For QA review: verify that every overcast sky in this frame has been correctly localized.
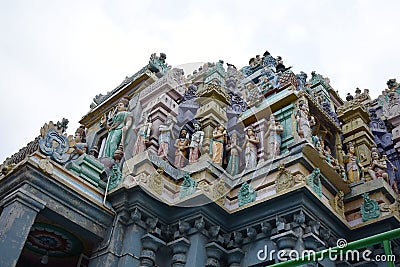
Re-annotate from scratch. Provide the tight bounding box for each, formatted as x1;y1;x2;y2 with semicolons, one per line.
1;0;400;163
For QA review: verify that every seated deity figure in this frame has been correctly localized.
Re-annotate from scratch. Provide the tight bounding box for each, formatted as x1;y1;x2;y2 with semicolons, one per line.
342;142;365;183
189;122;204;164
174;128;190;169
226;133;242;176
296;101;315;139
133;112;152;156
243;126;260;169
104;96;133;159
157;116;175;160
264;115;284;160
211;124;227;166
368;147;389;182
68;126;88;161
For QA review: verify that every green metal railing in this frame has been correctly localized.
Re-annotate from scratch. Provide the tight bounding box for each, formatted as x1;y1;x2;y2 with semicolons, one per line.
267;228;400;267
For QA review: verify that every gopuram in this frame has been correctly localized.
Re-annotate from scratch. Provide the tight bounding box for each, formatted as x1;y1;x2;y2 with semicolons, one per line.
1;51;400;267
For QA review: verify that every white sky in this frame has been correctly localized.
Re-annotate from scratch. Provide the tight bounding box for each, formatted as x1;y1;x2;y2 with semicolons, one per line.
1;0;400;162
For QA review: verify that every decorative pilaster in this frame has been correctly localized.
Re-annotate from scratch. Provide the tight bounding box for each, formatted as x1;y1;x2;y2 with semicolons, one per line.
168;237;190;267
195;61;230;155
205;242;225;267
337;99;376;166
0;189;46;267
139;234;165;267
227;248;244;267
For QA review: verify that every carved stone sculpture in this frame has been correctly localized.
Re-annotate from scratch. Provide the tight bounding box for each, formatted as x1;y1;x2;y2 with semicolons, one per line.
189;122;204;164
157;116;175;160
174;128;190;169
133;112;152;156
342;142;364;183
211;124;227;166
295;101;315;139
68;126;88;162
265;115;284;160
361;193;380;222
226;133;242;176
243;126;259;169
238;182;256;206
367;147;389;182
104;96;133;159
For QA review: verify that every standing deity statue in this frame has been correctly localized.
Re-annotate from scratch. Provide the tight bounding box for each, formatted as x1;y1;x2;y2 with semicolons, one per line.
189;122;204;164
296;101;315;139
342;142;365;183
174;128;190;169
104;96;133;159
133;112;152;156
243;126;260;169
211;124;227;166
368;147;389;182
264;115;284;160
226;133;242;176
68;126;88;161
157;116;175;160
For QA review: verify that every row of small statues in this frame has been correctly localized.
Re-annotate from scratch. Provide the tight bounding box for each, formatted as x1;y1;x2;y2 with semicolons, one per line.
67;96;289;175
68;95;320;174
311;135;399;193
131;113;285;176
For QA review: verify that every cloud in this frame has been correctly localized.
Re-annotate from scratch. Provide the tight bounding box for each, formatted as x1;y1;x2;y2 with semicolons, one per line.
1;0;400;161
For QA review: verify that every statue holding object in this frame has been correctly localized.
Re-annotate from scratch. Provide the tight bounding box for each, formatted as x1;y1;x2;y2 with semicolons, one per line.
133;112;152;156
367;147;389;182
211;124;227;166
342;142;365;183
174;128;190;169
189;122;204;164
226;133;242;176
243;126;259;169
103;96;133;159
68;126;88;162
157;116;175;160
295;101;315;139
264;115;284;160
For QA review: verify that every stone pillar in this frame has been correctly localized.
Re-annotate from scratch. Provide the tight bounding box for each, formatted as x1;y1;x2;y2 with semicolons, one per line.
227;248;244;267
205;242;225;267
0;189;46;267
337;101;376;166
168;237;190;267
139;234;165;267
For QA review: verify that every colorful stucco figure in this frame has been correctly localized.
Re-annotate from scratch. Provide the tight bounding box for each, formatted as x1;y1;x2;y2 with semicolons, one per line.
104;96;133;159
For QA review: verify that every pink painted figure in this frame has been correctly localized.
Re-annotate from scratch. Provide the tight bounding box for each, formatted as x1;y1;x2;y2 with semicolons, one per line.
174;128;189;169
133;113;152;156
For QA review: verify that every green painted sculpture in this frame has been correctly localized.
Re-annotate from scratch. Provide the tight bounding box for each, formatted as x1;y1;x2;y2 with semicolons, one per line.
361;193;380;222
103;96;133;159
180;173;197;199
306;168;322;197
238;182;256;207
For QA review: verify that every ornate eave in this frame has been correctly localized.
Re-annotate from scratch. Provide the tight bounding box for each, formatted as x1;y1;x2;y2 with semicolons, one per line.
303;91;342;131
237;87;298;126
80;70;155;128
